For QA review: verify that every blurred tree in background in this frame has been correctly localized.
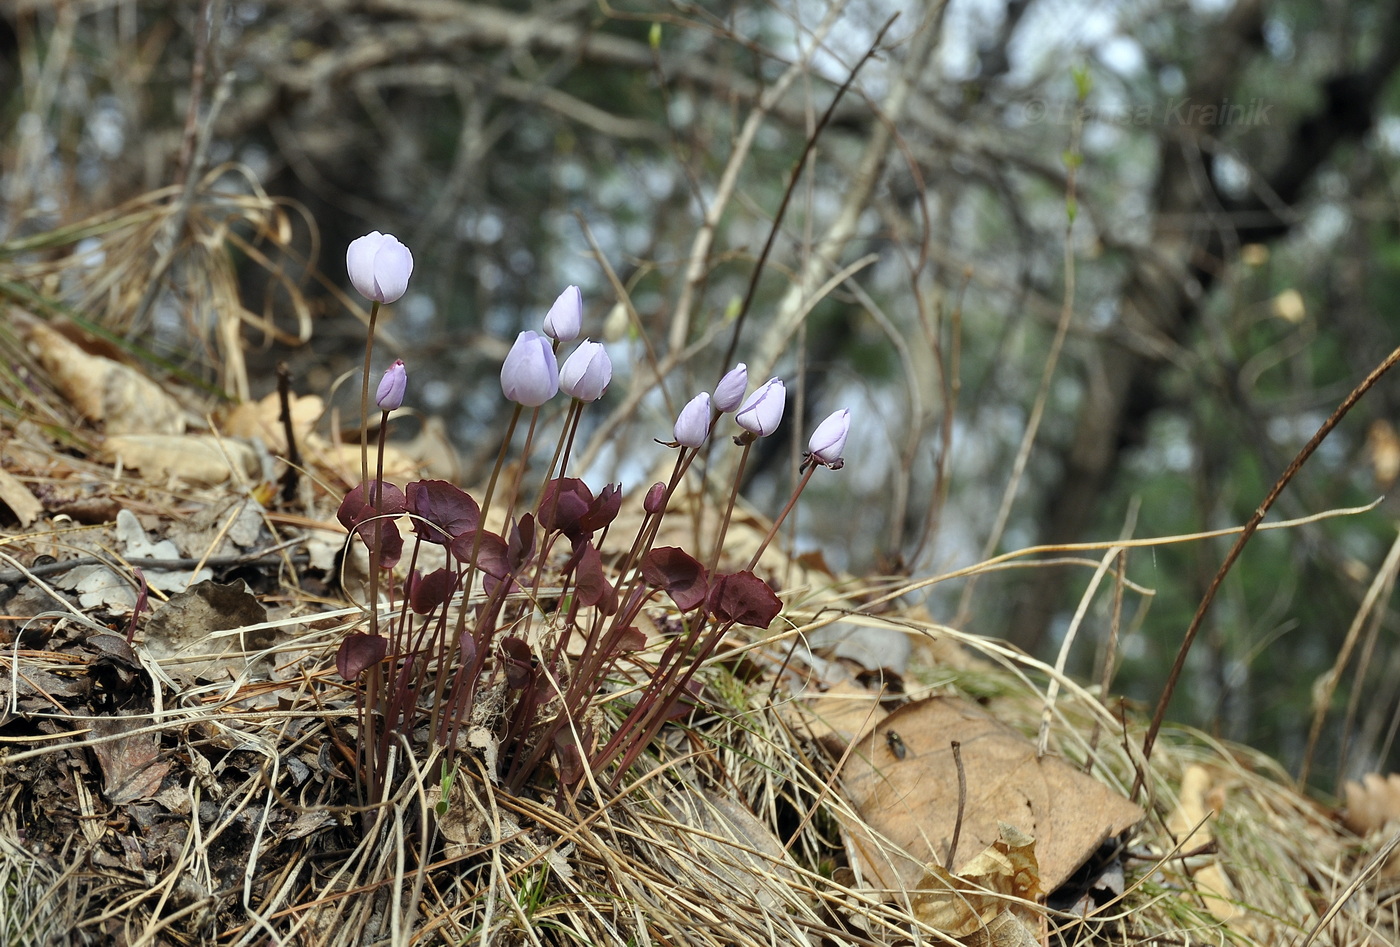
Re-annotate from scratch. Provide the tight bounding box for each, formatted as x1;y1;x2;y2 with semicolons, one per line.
5;0;1400;787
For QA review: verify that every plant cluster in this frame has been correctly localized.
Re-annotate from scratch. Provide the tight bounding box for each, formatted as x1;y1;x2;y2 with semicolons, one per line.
338;232;851;802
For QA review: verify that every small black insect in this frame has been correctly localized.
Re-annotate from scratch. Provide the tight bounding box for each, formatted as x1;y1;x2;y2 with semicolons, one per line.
884;729;907;760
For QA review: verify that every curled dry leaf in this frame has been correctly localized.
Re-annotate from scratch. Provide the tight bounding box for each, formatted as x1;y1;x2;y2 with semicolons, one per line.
911;822;1041;941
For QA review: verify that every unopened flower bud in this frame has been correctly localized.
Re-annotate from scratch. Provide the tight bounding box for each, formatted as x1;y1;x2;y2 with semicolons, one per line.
673;392;712;448
807;408;851;468
346;232;413;304
376;359;407;411
501;330;559;406
736;377;785;436
643;482;667;514
544;285;583;342
559;340;612;402
712;362;748;413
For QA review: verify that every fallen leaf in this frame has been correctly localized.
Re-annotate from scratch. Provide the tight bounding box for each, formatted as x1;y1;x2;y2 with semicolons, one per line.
89;715;171;804
841;696;1143;894
139;579;271;684
0;468;43;526
909;824;1043;943
1166;764;1250;926
26;321;186;435
101;433;260;486
1343;772;1400;837
223;390;323;455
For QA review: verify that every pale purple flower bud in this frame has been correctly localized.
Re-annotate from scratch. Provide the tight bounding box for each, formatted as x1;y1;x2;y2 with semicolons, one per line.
558;340;612;402
543;285;583;342
346;232;413;304
673;392;712;448
643;482;667;514
807;408;851;468
712;362;748;413
376;359;408;411
736;377;785;436
501;330;559;406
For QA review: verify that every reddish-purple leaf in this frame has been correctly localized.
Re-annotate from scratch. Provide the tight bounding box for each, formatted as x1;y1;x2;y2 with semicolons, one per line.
577;482;622;534
640;546;709;612
336;633;387;679
409;567;455;614
554;729;589;786
610;625;646;652
458;626;478;668
406;480;480;544
450;529;511;578
501;636;533;689
575;542;617;614
509;514;535;571
707;571;781;628
538;478;592;536
337;480;407;531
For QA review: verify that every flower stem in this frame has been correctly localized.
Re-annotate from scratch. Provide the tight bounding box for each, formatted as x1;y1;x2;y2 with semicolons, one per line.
359;300;382;488
746;465;816;572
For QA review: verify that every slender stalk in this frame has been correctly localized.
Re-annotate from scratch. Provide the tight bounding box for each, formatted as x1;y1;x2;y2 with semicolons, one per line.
359;300;382;488
745;465;816;572
708;437;753;574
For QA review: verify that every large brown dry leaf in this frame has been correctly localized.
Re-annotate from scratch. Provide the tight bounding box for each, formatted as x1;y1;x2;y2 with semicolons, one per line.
25;321;186;435
89;715;171;804
841;696;1143;893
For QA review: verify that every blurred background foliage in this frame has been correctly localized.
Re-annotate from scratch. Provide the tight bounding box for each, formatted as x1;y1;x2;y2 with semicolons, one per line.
4;0;1400;787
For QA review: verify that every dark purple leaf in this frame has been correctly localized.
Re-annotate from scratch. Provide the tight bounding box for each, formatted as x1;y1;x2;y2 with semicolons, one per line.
336;633;387;680
640;546;709;612
575;542;617;614
451;529;511;578
501;636;533;689
538;478;592;537
409;567;455;614
405;480;480;544
577;482;622;534
338;480;408;569
707;571;782;628
337;480;407;531
554;729;589;786
509;514;535;571
610;625;646;653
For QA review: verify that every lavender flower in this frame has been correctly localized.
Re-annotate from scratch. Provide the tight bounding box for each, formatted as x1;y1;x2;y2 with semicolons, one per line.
808;408;851;468
559;340;612;402
673;393;712;448
736;377;785;436
712;363;748;413
544;285;583;342
501;330;560;406
346;232;413;304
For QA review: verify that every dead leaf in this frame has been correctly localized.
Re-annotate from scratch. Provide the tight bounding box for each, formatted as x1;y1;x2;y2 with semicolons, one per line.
0;468;43;526
102;433;260;486
1166;764;1250;926
841;696;1143;894
1343;772;1400;838
912;822;1042;938
89;715;171;804
139;579;271;684
26;321;186;435
223;390;323;455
